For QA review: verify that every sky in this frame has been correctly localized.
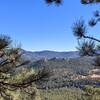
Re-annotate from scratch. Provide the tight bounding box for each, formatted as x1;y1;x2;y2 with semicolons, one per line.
0;0;99;51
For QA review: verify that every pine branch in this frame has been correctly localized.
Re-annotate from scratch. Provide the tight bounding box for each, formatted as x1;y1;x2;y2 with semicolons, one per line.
83;35;100;43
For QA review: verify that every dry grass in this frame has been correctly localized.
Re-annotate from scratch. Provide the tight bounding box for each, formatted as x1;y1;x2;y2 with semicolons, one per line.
40;88;83;100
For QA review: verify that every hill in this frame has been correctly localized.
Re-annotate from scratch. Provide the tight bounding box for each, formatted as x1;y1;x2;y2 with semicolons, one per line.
21;50;100;89
31;56;99;89
21;50;79;61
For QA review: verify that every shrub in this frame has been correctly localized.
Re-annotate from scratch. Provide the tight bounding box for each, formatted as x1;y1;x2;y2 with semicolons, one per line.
94;55;100;67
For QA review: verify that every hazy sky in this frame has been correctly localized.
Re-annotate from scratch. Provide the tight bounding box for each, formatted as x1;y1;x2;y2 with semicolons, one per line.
0;0;99;51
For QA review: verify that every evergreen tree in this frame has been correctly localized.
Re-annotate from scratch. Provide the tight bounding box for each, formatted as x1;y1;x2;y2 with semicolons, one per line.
0;34;50;100
45;0;62;4
72;10;100;56
45;0;100;5
81;0;100;4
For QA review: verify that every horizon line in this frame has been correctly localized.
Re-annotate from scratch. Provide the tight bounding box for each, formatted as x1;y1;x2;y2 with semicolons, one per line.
23;49;78;52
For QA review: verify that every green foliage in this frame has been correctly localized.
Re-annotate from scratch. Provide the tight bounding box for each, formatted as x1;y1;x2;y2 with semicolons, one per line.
45;0;62;5
81;0;100;4
72;8;100;57
0;67;41;100
88;10;100;27
77;40;96;56
40;88;83;100
72;19;87;39
97;45;100;50
40;86;100;100
0;34;42;100
83;85;100;100
94;55;100;66
45;0;100;5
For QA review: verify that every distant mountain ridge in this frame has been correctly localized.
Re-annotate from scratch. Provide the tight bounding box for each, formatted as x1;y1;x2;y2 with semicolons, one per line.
21;50;79;61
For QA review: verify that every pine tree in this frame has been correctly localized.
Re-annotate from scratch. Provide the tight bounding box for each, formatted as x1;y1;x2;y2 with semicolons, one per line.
0;34;50;100
45;0;62;5
72;10;100;56
45;0;100;5
81;0;100;4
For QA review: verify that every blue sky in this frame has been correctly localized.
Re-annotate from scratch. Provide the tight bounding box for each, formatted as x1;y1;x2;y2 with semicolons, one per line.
0;0;99;51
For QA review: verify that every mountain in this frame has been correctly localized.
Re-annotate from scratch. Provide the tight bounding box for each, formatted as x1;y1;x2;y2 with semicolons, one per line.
21;50;79;61
20;50;99;89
